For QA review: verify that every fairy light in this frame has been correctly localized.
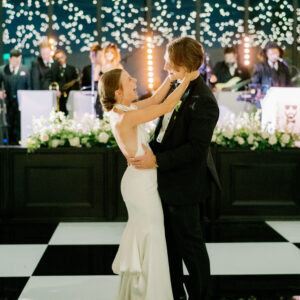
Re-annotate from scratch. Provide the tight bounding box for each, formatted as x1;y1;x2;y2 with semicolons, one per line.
48;36;56;56
1;0;298;53
146;36;154;90
243;36;251;66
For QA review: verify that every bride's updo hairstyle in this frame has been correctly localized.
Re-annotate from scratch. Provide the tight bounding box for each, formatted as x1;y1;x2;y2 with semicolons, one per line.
99;68;123;111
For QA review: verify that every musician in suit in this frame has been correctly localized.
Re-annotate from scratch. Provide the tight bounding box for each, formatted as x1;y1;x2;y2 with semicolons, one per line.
211;46;250;88
252;41;292;87
31;41;54;90
52;49;79;114
81;44;103;118
0;49;31;145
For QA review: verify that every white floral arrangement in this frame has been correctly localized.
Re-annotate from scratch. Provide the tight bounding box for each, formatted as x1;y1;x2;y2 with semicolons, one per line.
212;110;300;151
26;111;117;152
26;110;300;153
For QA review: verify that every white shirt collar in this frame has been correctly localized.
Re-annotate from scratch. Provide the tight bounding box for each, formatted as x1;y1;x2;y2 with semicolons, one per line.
268;60;278;70
43;58;53;66
9;64;20;74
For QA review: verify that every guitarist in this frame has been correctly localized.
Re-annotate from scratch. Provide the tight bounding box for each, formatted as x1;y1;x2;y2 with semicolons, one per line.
210;46;250;90
52;49;79;114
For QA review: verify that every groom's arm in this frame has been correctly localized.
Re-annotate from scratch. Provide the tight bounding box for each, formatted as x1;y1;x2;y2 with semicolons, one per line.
156;96;219;171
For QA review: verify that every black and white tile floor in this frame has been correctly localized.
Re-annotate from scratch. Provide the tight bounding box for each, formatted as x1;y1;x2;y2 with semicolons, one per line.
1;221;300;300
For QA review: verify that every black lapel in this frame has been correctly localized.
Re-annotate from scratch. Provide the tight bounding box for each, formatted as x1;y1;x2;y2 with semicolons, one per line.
154;116;163;138
4;64;12;75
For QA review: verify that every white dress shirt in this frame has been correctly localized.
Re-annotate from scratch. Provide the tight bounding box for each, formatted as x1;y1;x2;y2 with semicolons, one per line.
268;60;279;71
156;109;175;143
229;63;237;77
9;65;20;75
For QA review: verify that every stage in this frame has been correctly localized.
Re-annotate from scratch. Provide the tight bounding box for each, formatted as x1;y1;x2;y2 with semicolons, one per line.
1;146;299;222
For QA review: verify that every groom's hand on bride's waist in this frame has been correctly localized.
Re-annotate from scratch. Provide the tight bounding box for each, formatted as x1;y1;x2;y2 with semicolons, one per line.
128;144;158;169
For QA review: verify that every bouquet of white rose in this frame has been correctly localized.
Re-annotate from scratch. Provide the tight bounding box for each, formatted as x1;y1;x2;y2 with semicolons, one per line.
26;111;117;152
212;110;300;151
26;110;300;153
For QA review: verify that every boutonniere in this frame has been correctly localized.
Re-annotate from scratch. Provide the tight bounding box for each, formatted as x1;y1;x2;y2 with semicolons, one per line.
174;101;182;112
20;71;26;76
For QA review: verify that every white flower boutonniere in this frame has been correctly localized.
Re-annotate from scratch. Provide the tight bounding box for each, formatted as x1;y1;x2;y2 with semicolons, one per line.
174;101;182;112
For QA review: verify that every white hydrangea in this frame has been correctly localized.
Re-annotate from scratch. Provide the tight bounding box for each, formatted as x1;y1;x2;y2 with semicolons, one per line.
69;137;81;147
40;132;49;142
50;139;61;148
247;134;255;145
269;135;277;145
223;128;234;139
281;133;290;144
98;132;109;143
235;136;245;145
261;131;269;139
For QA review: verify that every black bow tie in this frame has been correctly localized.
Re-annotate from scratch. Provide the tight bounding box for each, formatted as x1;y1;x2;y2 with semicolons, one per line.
170;81;180;90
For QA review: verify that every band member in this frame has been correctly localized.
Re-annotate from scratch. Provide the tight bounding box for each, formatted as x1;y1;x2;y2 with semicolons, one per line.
101;42;123;73
81;44;103;118
31;41;54;90
52;49;79;114
210;46;250;87
252;41;292;87
0;49;31;145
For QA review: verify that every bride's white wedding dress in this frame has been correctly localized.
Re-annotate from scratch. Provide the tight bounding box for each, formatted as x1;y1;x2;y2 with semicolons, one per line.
110;104;173;300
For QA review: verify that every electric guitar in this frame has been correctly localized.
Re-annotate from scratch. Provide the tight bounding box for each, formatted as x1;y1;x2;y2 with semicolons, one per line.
215;77;251;92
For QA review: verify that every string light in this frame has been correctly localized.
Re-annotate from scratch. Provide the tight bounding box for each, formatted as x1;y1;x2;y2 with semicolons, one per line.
1;0;298;54
243;36;251;66
48;37;56;56
146;36;154;90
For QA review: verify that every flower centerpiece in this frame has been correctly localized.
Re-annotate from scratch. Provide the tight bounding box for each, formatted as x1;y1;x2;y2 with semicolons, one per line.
212;110;300;151
26;111;117;152
26;110;300;153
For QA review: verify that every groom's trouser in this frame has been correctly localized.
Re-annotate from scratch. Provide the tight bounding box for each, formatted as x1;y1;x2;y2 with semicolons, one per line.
163;202;211;300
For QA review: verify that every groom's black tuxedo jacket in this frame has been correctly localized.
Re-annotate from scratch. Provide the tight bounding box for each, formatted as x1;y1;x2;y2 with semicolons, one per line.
149;75;220;206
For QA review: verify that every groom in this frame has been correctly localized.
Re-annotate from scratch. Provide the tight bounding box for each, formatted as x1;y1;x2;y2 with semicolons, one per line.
130;37;220;300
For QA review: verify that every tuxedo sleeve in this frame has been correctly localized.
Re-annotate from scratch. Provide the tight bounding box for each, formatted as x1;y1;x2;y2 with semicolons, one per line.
156;96;219;171
284;65;292;87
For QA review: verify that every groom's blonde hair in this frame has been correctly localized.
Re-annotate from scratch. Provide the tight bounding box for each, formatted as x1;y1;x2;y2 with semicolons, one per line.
167;37;204;72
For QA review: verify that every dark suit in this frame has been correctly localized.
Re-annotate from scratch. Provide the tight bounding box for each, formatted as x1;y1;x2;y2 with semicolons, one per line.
252;61;292;87
31;57;53;90
81;64;92;88
80;64;103;119
0;64;31;144
213;61;250;84
52;62;79;114
150;75;219;300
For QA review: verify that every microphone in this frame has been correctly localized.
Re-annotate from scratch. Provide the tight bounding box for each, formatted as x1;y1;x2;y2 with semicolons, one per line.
272;54;288;66
204;53;212;86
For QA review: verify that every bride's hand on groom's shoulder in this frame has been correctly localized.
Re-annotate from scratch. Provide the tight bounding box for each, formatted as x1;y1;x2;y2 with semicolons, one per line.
185;70;200;82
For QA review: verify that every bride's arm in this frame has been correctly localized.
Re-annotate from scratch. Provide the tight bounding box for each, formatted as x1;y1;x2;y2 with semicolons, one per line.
134;76;171;110
124;75;191;126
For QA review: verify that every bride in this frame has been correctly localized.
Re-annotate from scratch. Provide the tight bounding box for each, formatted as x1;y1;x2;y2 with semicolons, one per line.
98;68;198;300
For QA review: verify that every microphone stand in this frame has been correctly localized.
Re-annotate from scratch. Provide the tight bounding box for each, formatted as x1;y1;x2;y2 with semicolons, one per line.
0;83;9;145
90;51;96;116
